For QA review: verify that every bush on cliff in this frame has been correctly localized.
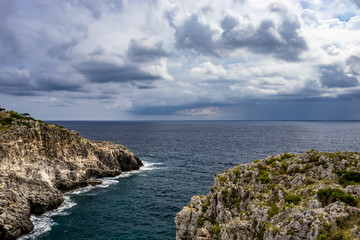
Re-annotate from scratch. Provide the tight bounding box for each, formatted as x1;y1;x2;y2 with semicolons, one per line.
284;195;301;205
339;171;360;186
317;188;358;207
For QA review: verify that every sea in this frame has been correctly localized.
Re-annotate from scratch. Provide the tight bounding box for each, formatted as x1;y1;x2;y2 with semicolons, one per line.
19;121;360;240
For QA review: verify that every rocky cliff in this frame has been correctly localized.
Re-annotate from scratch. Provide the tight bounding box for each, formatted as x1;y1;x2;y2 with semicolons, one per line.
0;111;143;239
176;151;360;240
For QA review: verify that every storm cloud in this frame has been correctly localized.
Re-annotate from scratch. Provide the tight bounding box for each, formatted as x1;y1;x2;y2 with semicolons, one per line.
173;3;307;60
128;38;168;62
222;4;307;60
175;15;219;56
0;0;359;120
320;65;359;88
76;61;160;83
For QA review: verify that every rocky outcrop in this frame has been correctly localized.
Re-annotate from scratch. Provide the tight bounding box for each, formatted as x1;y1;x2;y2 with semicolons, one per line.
176;151;360;240
0;111;142;239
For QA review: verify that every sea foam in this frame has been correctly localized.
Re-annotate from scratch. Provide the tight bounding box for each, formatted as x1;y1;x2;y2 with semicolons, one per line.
19;161;160;239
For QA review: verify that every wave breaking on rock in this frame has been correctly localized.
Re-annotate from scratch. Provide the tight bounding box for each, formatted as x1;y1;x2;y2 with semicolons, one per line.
0;111;142;239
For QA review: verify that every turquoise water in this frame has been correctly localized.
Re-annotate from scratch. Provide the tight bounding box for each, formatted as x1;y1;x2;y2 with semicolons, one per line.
20;121;360;239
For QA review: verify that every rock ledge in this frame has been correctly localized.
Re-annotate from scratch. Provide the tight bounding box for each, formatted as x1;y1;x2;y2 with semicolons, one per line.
0;111;142;239
176;151;360;240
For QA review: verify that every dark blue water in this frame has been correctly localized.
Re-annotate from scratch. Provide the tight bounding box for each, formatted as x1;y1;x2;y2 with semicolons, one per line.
21;121;360;240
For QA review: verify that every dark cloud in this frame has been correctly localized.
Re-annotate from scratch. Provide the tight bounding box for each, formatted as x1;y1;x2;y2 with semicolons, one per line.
221;4;307;61
175;15;219;56
72;0;124;19
346;56;360;76
352;0;360;8
47;39;79;61
90;45;105;56
221;99;360;120
33;74;84;92
0;69;29;87
128;38;168;62
131;81;156;89
320;65;359;88
221;15;239;33
129;103;219;116
0;1;22;64
173;4;307;61
76;61;160;83
0;67;85;96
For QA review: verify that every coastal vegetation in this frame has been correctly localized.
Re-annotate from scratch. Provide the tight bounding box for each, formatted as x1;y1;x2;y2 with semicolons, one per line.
176;150;360;240
0;110;34;130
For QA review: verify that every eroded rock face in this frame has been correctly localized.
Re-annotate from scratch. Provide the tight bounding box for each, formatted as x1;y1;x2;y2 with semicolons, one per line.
175;151;360;240
0;117;142;239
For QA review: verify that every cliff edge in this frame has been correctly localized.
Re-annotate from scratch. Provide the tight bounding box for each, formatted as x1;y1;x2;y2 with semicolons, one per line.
0;111;143;239
176;151;360;240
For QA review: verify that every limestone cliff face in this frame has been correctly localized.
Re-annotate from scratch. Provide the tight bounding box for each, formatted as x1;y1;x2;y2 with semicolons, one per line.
175;151;360;240
0;113;142;239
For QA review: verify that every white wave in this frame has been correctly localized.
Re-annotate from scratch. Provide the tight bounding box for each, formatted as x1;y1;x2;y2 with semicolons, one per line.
18;195;76;240
19;161;162;239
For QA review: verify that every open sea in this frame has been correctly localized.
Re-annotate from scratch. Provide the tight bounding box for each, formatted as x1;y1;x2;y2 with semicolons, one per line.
19;121;360;240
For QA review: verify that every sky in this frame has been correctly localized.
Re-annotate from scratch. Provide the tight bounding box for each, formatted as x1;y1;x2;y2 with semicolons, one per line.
1;0;360;120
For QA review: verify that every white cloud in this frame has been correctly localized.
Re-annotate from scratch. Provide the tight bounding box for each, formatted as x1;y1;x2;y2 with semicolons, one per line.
177;106;220;116
190;61;226;80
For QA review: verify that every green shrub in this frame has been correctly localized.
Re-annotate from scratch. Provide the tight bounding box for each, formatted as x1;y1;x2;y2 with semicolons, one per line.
317;188;358;207
330;231;353;240
233;165;242;176
266;157;280;165
221;189;229;202
289;166;306;174
212;223;221;235
284;195;301;205
339;171;360;186
309;154;320;162
306;178;315;185
335;170;346;176
10;111;26;120
280;162;288;172
271;227;280;236
0;117;14;126
18;121;32;128
259;170;271;184
202;200;210;212
281;153;295;159
218;176;227;183
336;217;346;229
197;217;206;227
268;204;279;218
